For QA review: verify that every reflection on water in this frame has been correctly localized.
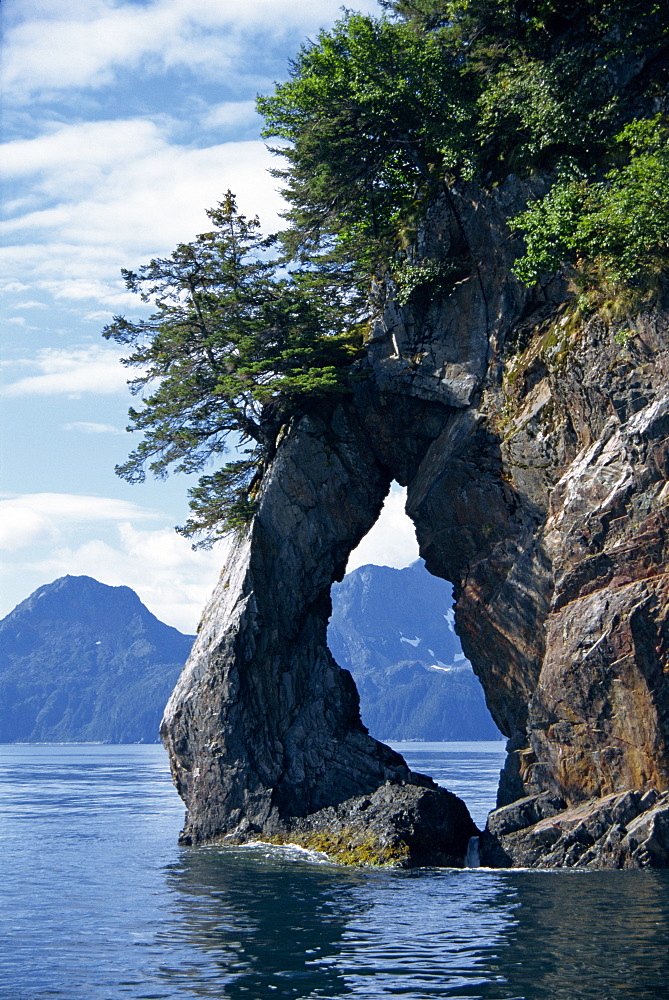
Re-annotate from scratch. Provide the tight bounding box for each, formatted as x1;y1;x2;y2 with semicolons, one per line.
160;847;513;999
1;744;668;1000
160;847;360;998
161;847;669;1000
497;869;669;1000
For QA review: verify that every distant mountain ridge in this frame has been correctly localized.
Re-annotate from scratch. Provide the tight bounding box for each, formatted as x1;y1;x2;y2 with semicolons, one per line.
329;561;501;741
0;575;193;743
0;565;500;743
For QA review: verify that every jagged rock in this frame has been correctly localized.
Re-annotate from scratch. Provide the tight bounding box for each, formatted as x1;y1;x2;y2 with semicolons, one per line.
162;178;669;868
231;782;477;868
621;794;669;867
485;791;567;838
480;790;669;869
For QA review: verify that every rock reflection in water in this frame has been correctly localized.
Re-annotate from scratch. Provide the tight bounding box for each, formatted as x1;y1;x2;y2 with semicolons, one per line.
158;849;669;1000
157;849;512;998
490;869;669;1000
158;845;363;998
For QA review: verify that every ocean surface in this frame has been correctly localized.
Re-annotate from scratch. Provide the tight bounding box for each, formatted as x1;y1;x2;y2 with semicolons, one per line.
1;742;668;1000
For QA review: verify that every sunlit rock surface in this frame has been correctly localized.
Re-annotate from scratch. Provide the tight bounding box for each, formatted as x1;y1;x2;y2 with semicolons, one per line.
480;789;669;869
163;180;669;868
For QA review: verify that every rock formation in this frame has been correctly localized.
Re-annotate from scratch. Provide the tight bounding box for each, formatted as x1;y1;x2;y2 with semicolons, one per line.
160;397;477;863
479;788;669;869
162;177;669;867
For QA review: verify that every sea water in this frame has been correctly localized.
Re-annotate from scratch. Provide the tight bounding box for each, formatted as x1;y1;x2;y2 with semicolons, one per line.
1;743;668;1000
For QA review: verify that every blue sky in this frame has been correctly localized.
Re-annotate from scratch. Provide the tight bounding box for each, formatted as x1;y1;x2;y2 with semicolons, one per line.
1;0;418;631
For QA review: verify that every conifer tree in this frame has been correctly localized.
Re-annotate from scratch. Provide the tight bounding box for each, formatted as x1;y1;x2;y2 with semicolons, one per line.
103;193;361;544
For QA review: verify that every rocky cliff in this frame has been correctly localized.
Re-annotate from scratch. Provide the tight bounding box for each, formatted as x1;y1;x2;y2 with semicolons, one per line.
161;177;669;867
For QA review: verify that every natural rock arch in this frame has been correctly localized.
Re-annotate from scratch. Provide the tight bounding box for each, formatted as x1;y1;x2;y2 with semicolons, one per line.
160;396;480;864
162;183;669;867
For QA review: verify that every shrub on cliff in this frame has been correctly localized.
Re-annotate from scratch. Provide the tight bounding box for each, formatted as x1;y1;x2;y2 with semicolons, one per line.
257;12;478;290
512;116;669;292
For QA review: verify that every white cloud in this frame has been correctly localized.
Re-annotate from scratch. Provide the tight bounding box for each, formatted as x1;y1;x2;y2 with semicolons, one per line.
0;0;378;316
0;491;225;631
2;121;281;233
12;300;47;310
0;280;30;294
2;0;381;99
62;421;123;434
201;100;260;132
1;120;283;308
2;118;157;181
0;492;163;551
2;0;233;98
3;345;129;396
29;523;224;634
347;484;419;572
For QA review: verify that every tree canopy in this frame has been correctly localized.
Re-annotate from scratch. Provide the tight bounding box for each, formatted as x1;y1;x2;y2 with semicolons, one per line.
259;0;669;291
257;14;477;280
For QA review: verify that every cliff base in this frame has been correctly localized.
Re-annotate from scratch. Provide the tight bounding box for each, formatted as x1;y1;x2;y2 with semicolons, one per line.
480;790;669;869
202;781;478;868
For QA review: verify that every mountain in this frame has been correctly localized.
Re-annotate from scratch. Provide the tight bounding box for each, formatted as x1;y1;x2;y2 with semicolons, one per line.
0;576;194;743
328;561;502;741
0;566;500;744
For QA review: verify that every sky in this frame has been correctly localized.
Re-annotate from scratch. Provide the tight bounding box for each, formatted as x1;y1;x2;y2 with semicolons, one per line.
0;0;420;633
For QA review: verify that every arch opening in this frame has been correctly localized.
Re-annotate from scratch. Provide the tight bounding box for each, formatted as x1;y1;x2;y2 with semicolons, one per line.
327;481;503;824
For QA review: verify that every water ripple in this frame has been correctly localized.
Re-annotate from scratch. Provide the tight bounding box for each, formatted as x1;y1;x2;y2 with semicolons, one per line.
1;744;668;1000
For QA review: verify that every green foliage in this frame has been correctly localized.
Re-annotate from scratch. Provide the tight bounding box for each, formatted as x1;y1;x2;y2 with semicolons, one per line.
388;1;668;178
103;193;362;543
258;2;669;301
387;0;669;53
175;456;261;548
511;176;586;283
613;328;634;347
512;117;669;288
393;258;462;305
477;55;619;175
257;12;478;280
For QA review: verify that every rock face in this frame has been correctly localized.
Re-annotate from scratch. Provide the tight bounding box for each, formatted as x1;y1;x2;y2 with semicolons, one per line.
480;789;669;869
162;178;669;867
